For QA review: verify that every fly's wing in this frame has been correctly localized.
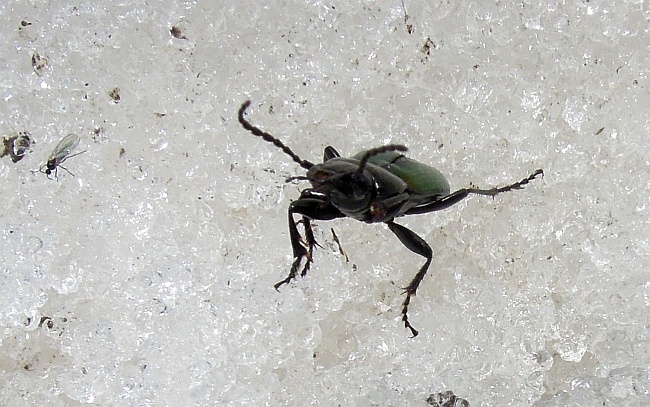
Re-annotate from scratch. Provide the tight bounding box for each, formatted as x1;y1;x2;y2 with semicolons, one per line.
49;133;80;161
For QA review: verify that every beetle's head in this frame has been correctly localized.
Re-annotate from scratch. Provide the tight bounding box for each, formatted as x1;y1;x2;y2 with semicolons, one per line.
307;160;375;216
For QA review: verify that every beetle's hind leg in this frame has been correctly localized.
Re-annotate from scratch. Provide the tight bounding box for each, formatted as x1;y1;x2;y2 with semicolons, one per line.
464;169;544;197
386;220;433;338
404;169;544;216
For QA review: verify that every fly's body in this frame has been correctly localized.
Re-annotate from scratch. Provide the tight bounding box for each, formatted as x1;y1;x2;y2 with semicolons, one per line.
40;133;85;179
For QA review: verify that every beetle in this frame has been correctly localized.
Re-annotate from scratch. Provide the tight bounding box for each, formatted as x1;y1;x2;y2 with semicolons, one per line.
40;133;86;179
238;100;543;337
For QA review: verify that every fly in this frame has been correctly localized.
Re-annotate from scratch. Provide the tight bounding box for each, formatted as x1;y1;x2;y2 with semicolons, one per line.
40;133;86;179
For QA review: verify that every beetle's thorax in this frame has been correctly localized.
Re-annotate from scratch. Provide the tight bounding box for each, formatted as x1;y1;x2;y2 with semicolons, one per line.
307;159;375;221
306;157;412;223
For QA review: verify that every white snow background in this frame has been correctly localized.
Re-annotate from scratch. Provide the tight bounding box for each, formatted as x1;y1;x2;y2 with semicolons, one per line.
0;1;648;406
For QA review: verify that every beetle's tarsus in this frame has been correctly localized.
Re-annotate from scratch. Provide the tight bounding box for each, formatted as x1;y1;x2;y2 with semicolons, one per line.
274;275;295;291
407;326;419;338
303;218;323;251
401;288;420;337
275;251;312;290
295;249;313;278
298;218;317;242
274;279;289;291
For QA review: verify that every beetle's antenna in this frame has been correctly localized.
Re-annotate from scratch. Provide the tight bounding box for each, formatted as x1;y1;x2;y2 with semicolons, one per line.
355;144;408;178
238;100;315;170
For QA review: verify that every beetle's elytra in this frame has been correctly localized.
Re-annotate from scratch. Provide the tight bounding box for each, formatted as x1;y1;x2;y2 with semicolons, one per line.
238;100;543;337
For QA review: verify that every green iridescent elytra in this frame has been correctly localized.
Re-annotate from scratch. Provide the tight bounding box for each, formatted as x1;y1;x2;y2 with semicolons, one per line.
352;150;450;198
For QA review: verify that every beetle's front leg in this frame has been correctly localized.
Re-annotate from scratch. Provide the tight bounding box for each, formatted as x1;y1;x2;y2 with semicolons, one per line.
274;197;345;290
273;210;311;290
386;220;433;338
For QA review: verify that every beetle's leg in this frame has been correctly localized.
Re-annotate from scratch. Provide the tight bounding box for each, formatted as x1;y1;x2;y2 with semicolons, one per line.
330;228;349;262
404;169;543;216
386;220;432;338
274;207;310;290
301;217;317;275
462;169;543;197
274;198;345;290
367;192;411;222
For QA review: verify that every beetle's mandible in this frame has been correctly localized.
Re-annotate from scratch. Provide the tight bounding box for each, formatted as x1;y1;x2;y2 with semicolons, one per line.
238;100;543;337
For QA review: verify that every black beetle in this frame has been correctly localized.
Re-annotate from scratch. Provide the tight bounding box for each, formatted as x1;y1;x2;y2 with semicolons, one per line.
238;100;543;337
